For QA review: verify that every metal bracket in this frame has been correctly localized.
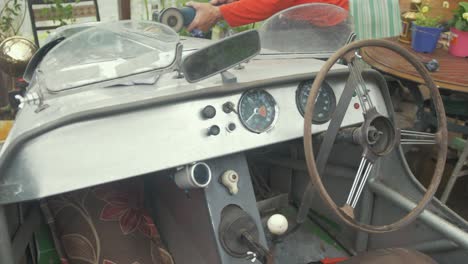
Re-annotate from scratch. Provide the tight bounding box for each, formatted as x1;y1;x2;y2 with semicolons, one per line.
246;251;257;263
234;63;245;70
173;43;185;79
221;71;237;84
15;91;49;113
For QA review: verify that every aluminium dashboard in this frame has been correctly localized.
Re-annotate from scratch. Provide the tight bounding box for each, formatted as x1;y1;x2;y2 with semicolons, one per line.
0;70;389;204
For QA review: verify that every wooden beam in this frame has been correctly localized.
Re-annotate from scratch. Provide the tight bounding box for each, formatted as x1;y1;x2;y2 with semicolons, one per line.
118;0;131;20
0;71;12;108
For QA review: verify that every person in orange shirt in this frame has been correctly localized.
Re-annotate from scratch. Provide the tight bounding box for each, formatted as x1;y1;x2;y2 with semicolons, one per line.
187;0;349;32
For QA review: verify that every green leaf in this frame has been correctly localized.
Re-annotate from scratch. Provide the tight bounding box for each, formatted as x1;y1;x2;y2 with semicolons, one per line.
455;20;467;31
448;18;455;27
460;2;468;12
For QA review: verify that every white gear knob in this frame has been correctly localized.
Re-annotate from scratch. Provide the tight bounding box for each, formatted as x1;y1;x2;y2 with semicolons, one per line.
267;214;288;235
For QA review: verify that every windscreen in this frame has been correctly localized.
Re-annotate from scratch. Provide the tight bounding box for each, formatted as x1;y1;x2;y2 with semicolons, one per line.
35;21;179;92
259;3;354;57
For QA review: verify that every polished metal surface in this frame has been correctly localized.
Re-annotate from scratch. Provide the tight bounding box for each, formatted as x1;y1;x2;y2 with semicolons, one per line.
370;180;468;250
409;239;458;253
174;162;212;189
0;57;388;204
0;37;37;77
440;138;468;203
150;153;267;264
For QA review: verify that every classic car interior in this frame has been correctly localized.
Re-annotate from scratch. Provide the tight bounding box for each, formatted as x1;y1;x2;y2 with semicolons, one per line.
0;4;467;264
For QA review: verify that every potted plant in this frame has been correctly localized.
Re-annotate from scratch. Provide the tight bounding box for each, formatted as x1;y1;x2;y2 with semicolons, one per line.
448;2;468;57
0;0;26;43
411;1;443;53
0;0;27;121
40;0;79;26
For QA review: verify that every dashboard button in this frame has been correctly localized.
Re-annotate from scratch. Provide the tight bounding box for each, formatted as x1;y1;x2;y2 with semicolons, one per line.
222;102;236;113
208;125;220;136
202;105;216;119
228;123;236;131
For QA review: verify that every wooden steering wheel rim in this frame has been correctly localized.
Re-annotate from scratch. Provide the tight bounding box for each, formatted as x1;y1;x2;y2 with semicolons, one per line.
303;39;448;233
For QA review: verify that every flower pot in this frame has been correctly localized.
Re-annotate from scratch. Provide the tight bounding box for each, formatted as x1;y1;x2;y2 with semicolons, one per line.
449;27;468;57
411;23;443;53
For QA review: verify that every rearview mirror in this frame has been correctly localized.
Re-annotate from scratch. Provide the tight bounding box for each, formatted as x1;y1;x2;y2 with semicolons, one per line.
181;30;261;83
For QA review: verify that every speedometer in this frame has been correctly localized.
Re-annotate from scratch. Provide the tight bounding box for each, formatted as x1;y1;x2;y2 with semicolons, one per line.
296;80;336;124
238;90;278;133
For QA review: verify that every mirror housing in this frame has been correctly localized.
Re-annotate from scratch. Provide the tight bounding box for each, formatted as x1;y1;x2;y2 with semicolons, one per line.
181;30;261;83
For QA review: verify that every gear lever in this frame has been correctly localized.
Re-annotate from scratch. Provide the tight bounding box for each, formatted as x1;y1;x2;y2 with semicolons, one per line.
219;205;273;263
267;214;289;236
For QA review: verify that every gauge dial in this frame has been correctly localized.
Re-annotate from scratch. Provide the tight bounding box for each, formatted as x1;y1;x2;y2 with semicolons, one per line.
296;80;336;124
238;90;278;133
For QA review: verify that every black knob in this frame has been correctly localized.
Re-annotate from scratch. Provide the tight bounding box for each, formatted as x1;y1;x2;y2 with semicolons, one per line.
222;102;235;113
228;123;236;131
202;105;216;119
208;125;220;136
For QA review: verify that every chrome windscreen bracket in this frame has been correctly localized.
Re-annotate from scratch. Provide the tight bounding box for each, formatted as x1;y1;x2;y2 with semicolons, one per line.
173;43;185;79
15;91;49;113
221;71;237;84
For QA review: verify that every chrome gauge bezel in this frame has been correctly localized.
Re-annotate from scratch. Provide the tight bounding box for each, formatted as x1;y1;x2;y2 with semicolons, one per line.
296;79;336;124
238;89;279;134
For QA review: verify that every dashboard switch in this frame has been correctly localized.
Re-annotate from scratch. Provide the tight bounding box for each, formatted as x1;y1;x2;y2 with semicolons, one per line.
222;102;236;113
227;123;236;132
201;105;216;119
221;170;239;195
208;125;220;136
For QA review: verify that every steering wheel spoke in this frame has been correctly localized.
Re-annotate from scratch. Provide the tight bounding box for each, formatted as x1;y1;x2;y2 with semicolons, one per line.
303;39;447;233
400;129;437;145
347;52;374;114
344;155;375;214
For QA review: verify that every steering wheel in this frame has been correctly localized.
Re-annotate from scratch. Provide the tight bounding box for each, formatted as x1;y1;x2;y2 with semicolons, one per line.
303;39;448;233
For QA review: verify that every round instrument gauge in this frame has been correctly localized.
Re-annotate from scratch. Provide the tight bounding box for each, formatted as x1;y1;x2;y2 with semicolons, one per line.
296;80;336;124
238;90;278;133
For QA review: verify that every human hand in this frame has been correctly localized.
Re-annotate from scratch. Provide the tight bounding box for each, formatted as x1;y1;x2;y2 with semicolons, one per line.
186;1;223;32
210;0;237;6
